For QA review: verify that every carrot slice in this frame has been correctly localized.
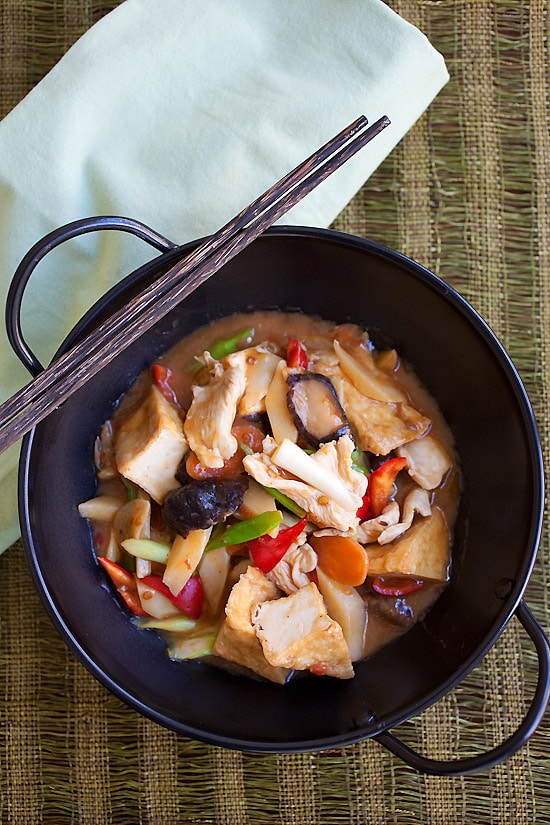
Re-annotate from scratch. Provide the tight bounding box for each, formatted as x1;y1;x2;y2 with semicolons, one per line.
310;535;369;586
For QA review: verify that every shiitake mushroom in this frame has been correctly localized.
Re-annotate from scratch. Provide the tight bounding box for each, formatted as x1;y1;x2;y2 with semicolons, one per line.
162;478;246;536
369;595;415;627
286;373;351;448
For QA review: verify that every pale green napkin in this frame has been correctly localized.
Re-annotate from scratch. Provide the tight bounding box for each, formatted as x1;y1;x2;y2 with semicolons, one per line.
0;0;448;552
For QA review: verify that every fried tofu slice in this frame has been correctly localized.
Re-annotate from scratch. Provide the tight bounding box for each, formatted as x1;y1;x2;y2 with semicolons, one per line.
213;622;290;684
115;385;187;503
225;566;278;635
252;582;354;679
212;566;290;684
367;506;450;581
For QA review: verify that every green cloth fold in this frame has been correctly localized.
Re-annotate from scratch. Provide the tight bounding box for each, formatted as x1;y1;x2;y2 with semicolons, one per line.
0;0;448;551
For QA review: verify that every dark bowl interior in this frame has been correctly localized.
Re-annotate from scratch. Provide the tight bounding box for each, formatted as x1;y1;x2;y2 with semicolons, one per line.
19;226;543;751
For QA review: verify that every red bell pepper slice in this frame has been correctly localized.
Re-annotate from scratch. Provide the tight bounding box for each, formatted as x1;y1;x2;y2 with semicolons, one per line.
97;556;147;616
287;338;308;369
356;494;373;523
248;516;308;573
140;574;204;619
367;457;407;517
152;363;180;407
372;575;424;597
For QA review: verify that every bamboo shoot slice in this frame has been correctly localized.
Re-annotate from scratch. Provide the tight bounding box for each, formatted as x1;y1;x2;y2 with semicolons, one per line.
163;528;212;596
316;568;367;661
198;546;231;614
334;340;406;403
265;361;298;444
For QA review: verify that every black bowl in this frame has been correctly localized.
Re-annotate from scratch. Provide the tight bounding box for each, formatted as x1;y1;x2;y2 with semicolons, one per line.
10;221;549;775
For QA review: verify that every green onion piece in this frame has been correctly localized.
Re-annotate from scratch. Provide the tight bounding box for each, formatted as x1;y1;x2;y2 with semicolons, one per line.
260;485;306;518
122;553;136;574
184;327;254;375
184;356;205;375
121;476;137;501
206;510;283;551
121;538;170;563
207;522;225;548
134;615;197;632
209;327;253;360
239;441;254;456
168;632;217;660
351;449;370;475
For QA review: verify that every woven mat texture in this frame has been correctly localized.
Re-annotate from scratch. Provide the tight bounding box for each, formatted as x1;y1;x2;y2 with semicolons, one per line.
1;1;549;823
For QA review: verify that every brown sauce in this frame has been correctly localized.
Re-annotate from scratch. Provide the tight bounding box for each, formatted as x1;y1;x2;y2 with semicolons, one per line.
92;311;460;679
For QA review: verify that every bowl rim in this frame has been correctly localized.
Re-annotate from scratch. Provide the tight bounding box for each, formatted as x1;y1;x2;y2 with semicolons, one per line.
17;224;545;752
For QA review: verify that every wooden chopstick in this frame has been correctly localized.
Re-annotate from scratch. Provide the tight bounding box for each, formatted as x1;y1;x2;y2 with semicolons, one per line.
0;114;390;453
0;115;371;429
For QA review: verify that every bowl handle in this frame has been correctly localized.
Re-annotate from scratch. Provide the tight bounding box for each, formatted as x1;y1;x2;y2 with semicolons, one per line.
5;216;177;376
375;600;550;776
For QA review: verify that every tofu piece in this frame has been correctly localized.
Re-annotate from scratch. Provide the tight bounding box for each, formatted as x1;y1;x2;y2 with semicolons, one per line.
224;566;279;636
115;385;187;503
212;566;290;684
252;582;354;679
367;506;450;581
213;621;290;684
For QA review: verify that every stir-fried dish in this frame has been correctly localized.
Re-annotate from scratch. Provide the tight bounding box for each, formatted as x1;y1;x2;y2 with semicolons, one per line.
79;312;460;682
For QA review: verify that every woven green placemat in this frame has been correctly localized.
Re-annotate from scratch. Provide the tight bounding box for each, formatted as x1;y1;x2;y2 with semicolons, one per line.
1;1;549;823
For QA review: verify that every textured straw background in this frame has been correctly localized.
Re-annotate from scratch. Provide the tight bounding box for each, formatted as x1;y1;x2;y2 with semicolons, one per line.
1;1;549;823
